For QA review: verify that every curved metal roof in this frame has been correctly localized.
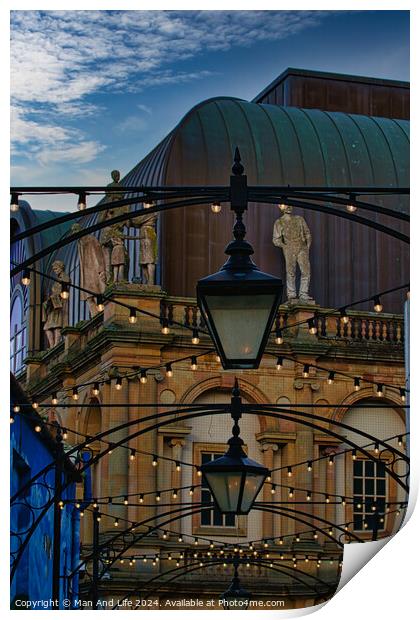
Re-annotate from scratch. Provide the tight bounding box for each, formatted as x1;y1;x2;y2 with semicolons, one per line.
124;97;409;214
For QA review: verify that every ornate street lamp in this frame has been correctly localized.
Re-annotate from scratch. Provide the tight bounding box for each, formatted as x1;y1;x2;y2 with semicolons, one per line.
201;380;268;515
220;559;251;610
197;148;283;369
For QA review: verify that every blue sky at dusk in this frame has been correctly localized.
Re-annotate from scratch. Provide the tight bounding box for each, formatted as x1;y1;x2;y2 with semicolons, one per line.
10;10;409;211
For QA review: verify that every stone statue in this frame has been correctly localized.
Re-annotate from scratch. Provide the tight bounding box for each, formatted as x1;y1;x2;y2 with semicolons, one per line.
130;202;158;285
110;227;127;283
42;260;70;348
99;170;130;282
272;205;313;302
72;223;106;317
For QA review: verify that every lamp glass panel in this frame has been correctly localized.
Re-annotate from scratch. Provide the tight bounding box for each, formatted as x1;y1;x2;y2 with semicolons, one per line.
240;472;266;513
205;295;276;360
204;470;242;513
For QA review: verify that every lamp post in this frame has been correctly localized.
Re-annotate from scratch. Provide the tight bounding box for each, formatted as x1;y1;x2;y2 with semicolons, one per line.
197;148;283;369
201;380;268;515
220;558;251;610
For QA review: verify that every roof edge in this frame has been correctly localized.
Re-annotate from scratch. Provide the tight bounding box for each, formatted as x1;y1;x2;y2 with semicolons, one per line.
253;67;410;103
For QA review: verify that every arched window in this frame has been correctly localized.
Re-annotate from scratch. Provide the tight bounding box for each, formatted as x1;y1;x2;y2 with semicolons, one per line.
336;399;406;539
10;292;27;374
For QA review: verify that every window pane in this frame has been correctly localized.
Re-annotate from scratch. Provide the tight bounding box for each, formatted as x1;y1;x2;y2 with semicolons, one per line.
225;513;235;527
365;461;374;477
213;506;223;526
353;478;363;494
376;462;386;477
365;479;375;495
201;509;211;525
376;479;386;495
202;453;212;464
353;461;363;476
354;515;363;530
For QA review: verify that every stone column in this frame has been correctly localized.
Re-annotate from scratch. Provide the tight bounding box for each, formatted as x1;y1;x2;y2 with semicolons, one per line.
169;439;186;539
259;443;279;540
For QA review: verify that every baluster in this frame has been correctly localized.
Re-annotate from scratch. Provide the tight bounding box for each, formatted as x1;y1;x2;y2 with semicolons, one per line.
396;321;402;343
192;306;198;328
367;319;374;340
336;317;341;338
374;320;381;340
184;305;192;328
382;320;388;341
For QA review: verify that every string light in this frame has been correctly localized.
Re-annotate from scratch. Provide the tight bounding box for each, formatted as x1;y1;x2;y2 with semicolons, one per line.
302;364;310;378
96;513;101;522
140;370;148;384
21;269;31;286
373;295;383;313
192;329;200;345
325;494;330;503
51;392;58;405
108;443;115;455
352;449;357;460
92;382;100;396
175;461;181;472
376;383;384;397
287;466;293;477
307;461;312;472
196;466;202;478
341;497;346;506
96;295;105;312
62;428;68;440
32;398;39;410
115;377;123;390
77;191;87;210
124;496;129;505
354;377;361;391
328;455;334;466
275;329;283;345
346;193;357;213
398;435;403;447
156;493;161;502
276;356;283;370
307;317;317;335
152;455;158;467
211;202;222;213
129;308;137;324
288;488;294;498
271;484;276;495
130;449;136;461
374;442;380;454
139;494;144;503
306;492;312;501
13;405;20;413
92;499;98;508
10;193;19;212
165;363;173;378
178;535;183;542
161;318;170;335
278;201;288;212
172;489;178;499
327;371;335;385
60;282;70;300
399;388;406;403
313;531;318;540
190;356;198;371
10;414;15;424
278;537;284;545
72;387;79;401
340;308;349;324
189;487;194;496
215;354;221;363
114;518;119;527
266;472;272;482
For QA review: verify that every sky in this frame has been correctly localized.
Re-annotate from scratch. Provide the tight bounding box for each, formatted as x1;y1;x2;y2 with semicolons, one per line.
10;9;410;212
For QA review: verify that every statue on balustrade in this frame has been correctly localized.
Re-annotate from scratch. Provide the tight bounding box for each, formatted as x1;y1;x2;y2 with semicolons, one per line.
130;202;158;285
99;170;130;282
72;223;106;317
272;205;314;303
42;260;70;348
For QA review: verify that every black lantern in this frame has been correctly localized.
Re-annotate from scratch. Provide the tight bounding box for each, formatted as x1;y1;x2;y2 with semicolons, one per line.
197;148;283;370
220;559;251;610
201;381;268;515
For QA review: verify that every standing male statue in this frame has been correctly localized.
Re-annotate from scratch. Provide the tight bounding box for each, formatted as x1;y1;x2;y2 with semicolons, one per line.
99;170;129;282
272;205;313;302
71;223;106;317
130;202;158;285
42;260;70;348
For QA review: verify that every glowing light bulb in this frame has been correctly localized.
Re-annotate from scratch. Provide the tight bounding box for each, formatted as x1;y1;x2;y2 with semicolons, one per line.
161;319;170;335
165;363;173;378
96;295;105;312
172;489;178;499
115;377;123;390
92;382;100;396
302;364;310;378
275;329;283;345
192;329;200;345
72;387;79;401
276;356;283;370
327;371;335;385
307;317;317;335
51;392;58;405
152;455;158;467
10;193;19;212
376;384;384;397
399;388;406;403
77;191;87;210
211;202;222;213
130;449;136;461
21;269;31;286
354;377;361;391
190;356;198;371
307;461;312;471
60;282;70;299
140;370;147;384
340;308;349;324
129;308;137;324
373;296;383;313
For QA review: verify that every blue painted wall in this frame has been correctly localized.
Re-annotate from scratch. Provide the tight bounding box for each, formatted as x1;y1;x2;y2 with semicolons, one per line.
10;401;80;609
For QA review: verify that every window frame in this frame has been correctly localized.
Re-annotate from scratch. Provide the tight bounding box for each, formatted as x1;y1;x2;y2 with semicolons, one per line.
192;442;247;537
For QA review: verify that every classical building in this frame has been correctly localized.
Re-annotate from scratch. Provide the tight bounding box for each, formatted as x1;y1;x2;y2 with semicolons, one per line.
10;68;409;610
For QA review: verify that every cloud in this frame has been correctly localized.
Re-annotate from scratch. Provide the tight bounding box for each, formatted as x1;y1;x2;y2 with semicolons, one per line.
10;10;333;169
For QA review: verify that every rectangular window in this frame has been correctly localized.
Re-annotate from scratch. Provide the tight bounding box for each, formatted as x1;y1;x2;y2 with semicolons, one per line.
201;452;236;528
353;459;386;532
